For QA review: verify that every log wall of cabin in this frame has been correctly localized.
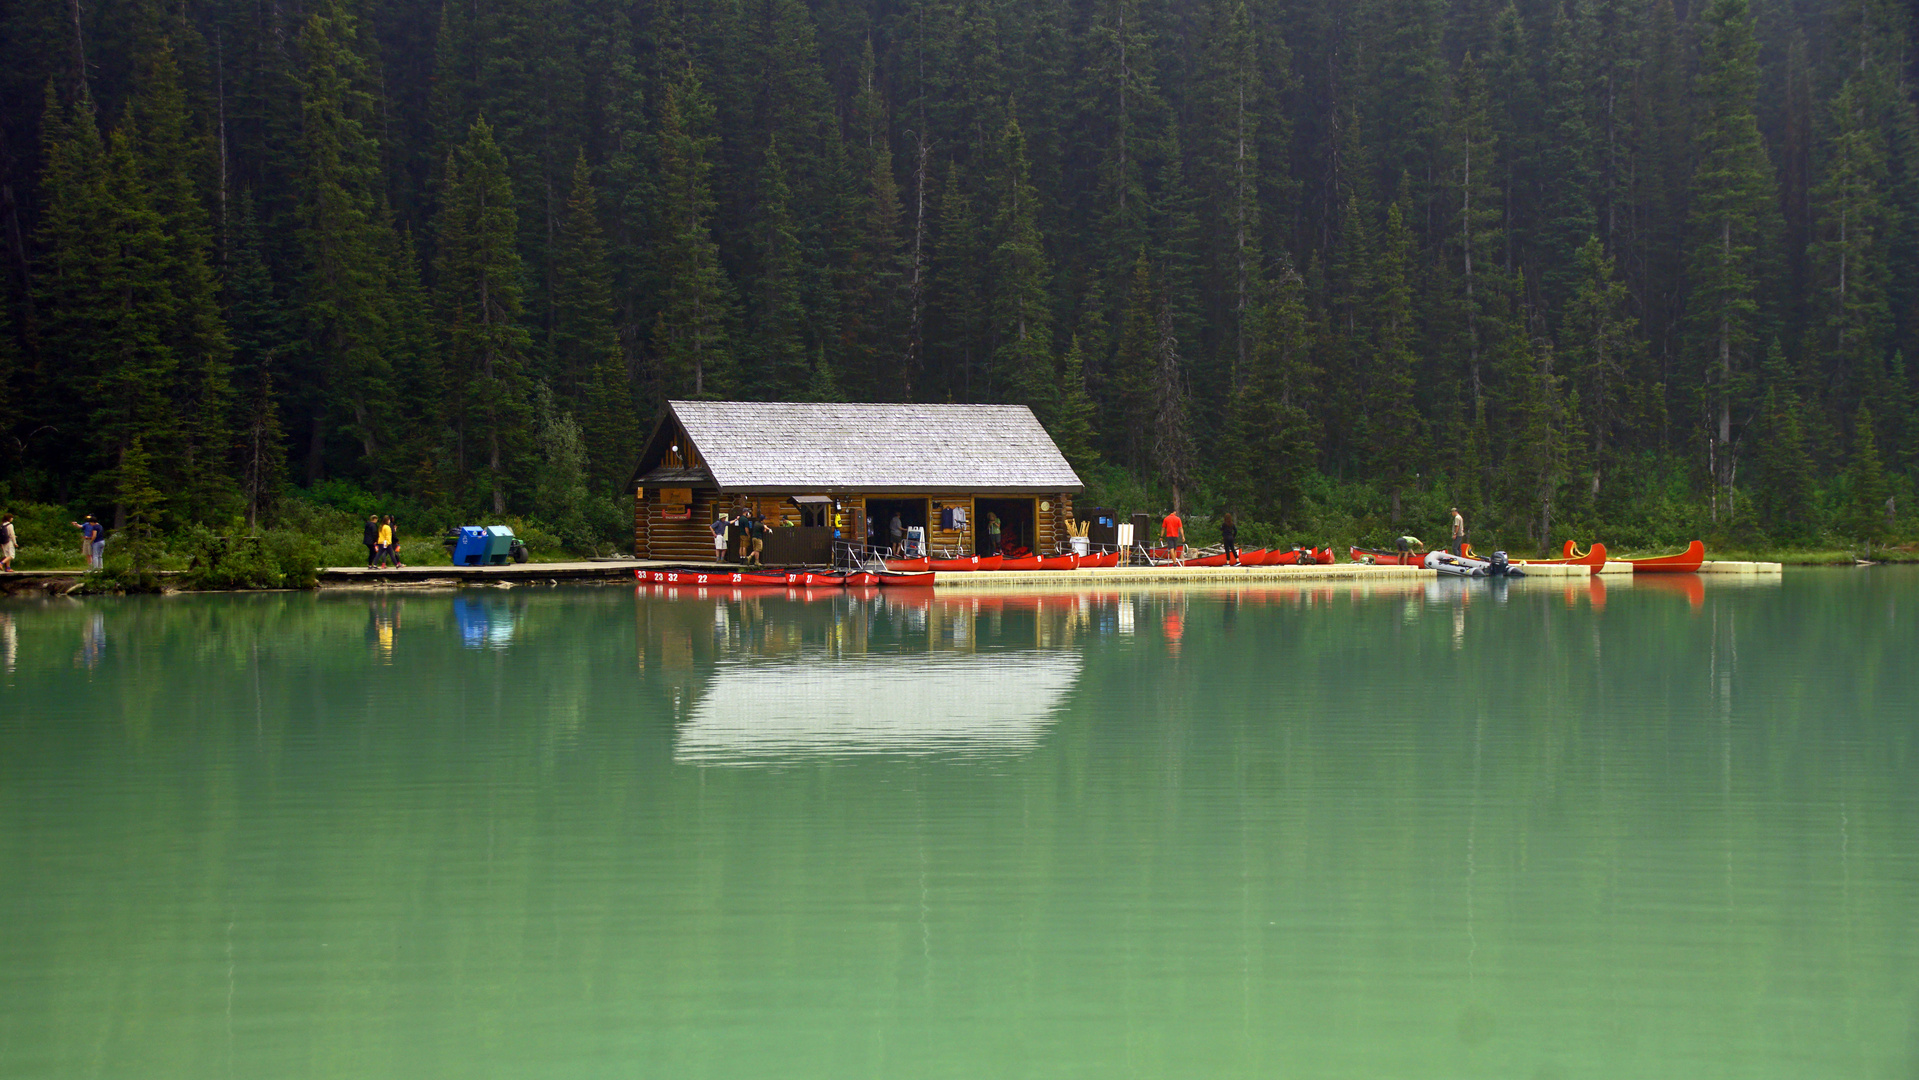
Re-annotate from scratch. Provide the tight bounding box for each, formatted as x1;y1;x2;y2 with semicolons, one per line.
636;488;724;560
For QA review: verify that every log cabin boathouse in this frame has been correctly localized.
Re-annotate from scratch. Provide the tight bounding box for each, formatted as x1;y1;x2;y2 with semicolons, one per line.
628;400;1085;563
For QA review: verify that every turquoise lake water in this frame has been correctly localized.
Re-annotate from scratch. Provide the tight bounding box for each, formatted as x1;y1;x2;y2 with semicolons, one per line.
2;570;1915;1078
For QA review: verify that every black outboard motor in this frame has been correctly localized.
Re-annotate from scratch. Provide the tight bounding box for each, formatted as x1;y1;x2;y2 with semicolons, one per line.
1489;550;1510;575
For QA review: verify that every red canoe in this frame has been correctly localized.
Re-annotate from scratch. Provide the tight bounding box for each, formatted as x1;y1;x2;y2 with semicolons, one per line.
976;555;1005;571
843;571;882;586
1083;551;1122;568
1038;554;1079;570
884;557;932;572
999;555;1043;571
876;571;936;586
1522;541;1609;567
727;571;792;586
1182;553;1233;567
928;556;979;572
793;571;847;587
1349;547;1422;566
1627;540;1704;573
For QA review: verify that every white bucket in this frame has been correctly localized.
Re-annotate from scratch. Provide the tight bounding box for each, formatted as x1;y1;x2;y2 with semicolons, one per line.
1070;536;1091;556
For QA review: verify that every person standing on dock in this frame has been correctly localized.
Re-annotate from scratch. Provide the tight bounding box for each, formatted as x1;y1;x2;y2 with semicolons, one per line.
363;515;382;568
713;513;729;561
73;515;104;569
1162;508;1184;558
985;513;1001;555
747;513;768;565
0;513;16;572
380;515;404;567
1220;513;1239;565
1450;508;1466;556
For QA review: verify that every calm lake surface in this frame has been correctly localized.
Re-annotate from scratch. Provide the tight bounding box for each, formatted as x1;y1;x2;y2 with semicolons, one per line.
2;570;1915;1079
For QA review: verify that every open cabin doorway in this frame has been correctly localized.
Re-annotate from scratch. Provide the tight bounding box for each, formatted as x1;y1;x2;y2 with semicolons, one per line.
863;497;930;555
974;497;1037;557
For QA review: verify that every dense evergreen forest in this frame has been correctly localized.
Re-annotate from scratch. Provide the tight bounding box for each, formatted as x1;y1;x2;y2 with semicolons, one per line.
0;0;1914;553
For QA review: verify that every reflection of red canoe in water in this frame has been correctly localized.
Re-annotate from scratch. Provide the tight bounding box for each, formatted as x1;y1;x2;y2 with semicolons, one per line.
1635;573;1704;608
1627;540;1704;573
1522;541;1609;567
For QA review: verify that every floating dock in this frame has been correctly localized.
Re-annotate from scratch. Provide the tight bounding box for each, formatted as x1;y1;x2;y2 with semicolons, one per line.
307;554;1780;589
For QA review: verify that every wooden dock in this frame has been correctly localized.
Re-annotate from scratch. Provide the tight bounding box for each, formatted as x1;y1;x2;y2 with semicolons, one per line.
319;560;664;586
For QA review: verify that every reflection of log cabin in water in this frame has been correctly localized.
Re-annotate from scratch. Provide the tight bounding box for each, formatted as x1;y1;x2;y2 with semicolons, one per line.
626;401;1084;562
675;652;1083;765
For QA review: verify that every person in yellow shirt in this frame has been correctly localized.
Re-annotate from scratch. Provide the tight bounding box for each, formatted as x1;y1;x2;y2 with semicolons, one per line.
376;517;395;567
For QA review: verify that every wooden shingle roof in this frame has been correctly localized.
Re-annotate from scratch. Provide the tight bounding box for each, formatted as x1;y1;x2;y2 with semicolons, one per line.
639;400;1083;494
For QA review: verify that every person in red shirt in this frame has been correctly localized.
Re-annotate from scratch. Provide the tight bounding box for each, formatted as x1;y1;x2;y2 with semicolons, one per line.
1161;508;1184;557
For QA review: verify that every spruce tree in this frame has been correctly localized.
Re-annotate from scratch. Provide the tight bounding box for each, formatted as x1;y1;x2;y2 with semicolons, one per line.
844;39;908;400
1447;51;1504;420
131;40;235;523
1685;0;1775;522
1848;406;1890;547
1052;335;1101;471
1751;341;1813;541
748;137;812;399
225;193;290;528
436;117;532;514
1368;201;1423;522
651;63;733;399
34;91;180;521
294;0;396;481
551;153;638;491
1562;236;1641;499
990;110;1056;415
1538;5;1598;314
550;153;618;410
1106;253;1159;472
1810;74;1892;417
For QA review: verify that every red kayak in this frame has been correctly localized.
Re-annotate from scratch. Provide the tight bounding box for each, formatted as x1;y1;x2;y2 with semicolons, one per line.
1627;540;1704;573
876;571;936;587
884;557;931;572
999;555;1043;571
1038;554;1079;570
928;556;979;572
